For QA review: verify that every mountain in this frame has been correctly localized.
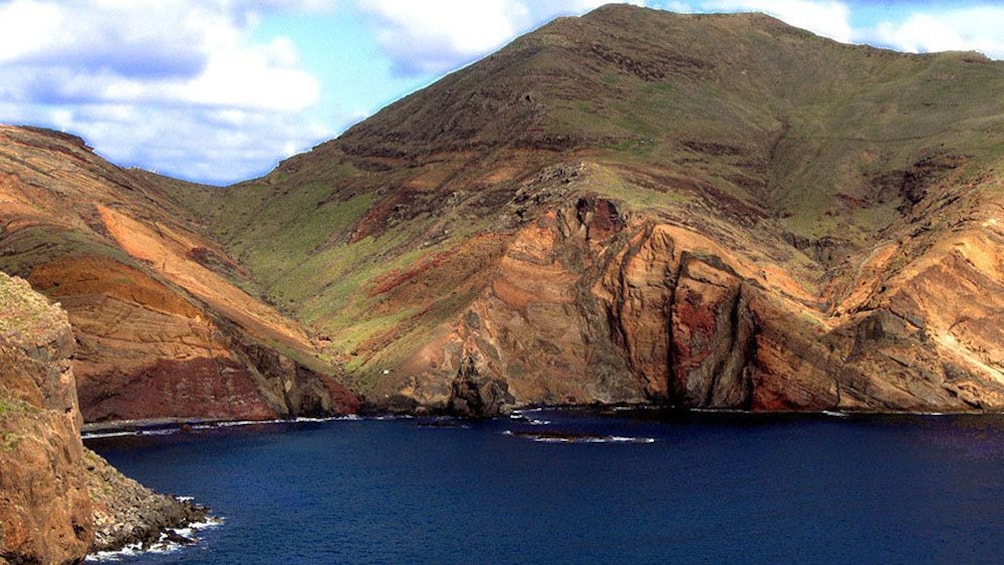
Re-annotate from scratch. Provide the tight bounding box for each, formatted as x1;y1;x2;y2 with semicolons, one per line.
5;4;1004;419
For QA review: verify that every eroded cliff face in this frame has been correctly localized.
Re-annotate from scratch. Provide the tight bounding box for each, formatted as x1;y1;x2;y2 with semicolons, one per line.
182;7;1004;417
0;126;360;423
0;272;92;564
371;174;1004;417
7;7;1004;421
0;273;210;563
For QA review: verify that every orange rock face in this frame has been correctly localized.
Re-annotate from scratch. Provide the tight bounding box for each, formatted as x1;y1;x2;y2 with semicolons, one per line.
7;5;1004;421
27;256;276;421
0;126;359;423
377;184;1003;416
0;273;93;563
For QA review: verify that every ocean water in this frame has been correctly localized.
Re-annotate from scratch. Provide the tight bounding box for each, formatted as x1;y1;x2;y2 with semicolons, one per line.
84;409;1004;564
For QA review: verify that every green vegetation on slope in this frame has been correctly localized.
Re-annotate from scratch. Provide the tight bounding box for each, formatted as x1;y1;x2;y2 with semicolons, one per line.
161;5;1004;388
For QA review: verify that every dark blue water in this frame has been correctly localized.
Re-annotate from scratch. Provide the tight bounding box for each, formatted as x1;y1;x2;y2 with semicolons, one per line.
85;410;1004;564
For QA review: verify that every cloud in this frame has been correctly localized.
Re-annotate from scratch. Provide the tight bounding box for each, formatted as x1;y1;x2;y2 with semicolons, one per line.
695;1;1004;60
699;0;853;42
360;0;529;75
358;0;641;75
0;0;331;184
10;100;335;184
864;6;1004;59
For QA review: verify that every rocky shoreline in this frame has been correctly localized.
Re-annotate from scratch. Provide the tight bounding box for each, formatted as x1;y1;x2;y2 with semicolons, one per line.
83;448;212;555
0;272;215;563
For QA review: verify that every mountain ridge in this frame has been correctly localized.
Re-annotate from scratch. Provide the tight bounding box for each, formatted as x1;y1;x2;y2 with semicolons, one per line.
4;4;1004;418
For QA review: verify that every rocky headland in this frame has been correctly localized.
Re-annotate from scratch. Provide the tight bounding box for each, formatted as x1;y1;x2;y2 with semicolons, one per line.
0;272;205;563
6;3;1004;557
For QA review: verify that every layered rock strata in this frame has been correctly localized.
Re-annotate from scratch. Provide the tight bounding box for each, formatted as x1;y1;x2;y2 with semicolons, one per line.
0;125;360;424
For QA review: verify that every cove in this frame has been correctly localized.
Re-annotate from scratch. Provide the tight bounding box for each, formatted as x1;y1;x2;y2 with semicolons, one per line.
85;410;1004;564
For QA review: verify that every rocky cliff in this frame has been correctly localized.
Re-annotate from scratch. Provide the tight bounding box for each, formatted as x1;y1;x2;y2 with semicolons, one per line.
0;272;204;563
0;126;359;423
0;273;91;563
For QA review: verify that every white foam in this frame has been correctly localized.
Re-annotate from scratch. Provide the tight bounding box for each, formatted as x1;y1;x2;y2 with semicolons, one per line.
371;414;414;420
503;430;655;444
81;430;137;440
86;538;181;562
85;517;223;562
170;517;224;539
608;436;657;444
82;428;179;440
203;418;287;429
84;414;405;441
295;414;361;423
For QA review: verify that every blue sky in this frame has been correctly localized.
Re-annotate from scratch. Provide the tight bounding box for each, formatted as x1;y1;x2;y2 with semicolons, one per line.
1;0;1002;185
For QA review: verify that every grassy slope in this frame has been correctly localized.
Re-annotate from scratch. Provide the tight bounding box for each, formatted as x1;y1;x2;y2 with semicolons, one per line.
164;5;1004;389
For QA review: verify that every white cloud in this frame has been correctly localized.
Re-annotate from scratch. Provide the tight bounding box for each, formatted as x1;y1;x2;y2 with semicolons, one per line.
700;0;853;42
0;1;320;110
0;0;330;184
361;0;529;74
695;1;1004;60
170;39;320;112
60;103;335;183
865;6;1004;60
359;0;643;75
0;0;65;63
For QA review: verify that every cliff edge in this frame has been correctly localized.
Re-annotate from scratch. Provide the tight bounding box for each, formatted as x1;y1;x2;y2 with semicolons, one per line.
0;272;203;563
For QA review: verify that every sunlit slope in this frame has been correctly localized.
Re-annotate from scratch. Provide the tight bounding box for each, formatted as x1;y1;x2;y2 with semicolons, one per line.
0;126;358;422
162;5;1004;412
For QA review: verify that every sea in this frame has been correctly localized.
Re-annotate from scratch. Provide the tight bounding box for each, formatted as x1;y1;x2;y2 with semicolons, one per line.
83;408;1004;564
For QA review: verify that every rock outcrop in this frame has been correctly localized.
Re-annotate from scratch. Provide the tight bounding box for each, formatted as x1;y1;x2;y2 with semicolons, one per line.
84;449;207;553
6;6;1004;420
0;272;92;564
0;273;206;563
343;170;1004;417
447;354;516;418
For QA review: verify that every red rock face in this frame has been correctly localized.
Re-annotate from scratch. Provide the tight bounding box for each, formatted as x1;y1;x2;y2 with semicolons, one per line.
26;255;272;422
670;258;753;407
1;272;211;560
0;126;361;424
603;226;676;400
78;358;276;422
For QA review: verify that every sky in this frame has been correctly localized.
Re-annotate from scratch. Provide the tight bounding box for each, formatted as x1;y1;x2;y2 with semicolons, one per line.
1;1;1002;185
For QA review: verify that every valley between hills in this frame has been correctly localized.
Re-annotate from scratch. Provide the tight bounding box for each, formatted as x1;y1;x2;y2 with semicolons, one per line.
4;4;1004;558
